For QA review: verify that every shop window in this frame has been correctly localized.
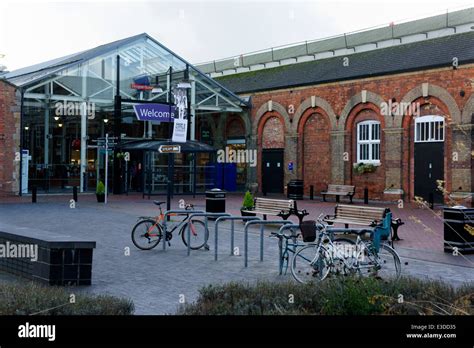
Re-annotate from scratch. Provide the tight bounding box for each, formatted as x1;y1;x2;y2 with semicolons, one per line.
357;120;380;163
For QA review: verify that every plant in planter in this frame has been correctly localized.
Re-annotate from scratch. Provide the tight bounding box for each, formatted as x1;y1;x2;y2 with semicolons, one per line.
96;181;105;203
353;162;377;175
240;191;256;216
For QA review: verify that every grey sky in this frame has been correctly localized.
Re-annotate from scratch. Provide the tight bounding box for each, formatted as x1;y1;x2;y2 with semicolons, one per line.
0;0;473;71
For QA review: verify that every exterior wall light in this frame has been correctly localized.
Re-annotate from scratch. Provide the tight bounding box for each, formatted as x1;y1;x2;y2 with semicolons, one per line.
104;118;109;123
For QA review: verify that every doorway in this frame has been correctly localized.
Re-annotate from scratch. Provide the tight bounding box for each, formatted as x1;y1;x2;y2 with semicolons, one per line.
414;116;445;203
262;149;284;193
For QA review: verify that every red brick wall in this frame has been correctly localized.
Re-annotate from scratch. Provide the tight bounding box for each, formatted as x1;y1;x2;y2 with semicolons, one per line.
301;112;330;194
249;65;474;201
346;107;386;200
0;81;18;197
261;116;284;149
226;117;245;138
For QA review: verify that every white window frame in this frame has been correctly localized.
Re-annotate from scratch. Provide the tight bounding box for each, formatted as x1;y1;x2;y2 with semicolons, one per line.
356;120;381;164
414;115;445;143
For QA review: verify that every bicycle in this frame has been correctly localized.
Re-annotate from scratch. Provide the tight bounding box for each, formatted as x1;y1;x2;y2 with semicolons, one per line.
269;229;305;275
291;216;401;284
131;201;209;251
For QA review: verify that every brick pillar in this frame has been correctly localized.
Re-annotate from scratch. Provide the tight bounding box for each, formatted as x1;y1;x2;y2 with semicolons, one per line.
330;130;346;184
383;128;404;201
451;124;472;205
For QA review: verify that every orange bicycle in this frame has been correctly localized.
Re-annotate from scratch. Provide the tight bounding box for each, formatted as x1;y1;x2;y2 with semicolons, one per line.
131;201;209;250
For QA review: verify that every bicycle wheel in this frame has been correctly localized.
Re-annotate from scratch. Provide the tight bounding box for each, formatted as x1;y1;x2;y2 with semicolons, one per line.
331;237;357;276
290;244;330;284
358;242;401;280
131;219;162;250
180;219;209;250
373;243;402;280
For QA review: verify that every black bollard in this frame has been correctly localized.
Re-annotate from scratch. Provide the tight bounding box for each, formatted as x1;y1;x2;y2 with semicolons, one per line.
73;186;78;202
428;193;434;210
310;185;314;200
32;186;37;203
364;188;369;204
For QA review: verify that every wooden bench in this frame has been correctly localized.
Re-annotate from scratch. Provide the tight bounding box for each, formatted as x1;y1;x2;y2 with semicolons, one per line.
324;204;393;249
242;197;308;224
321;184;355;203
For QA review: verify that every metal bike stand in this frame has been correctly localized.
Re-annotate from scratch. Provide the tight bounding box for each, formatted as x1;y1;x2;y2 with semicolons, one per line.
213;216;261;261
276;224;300;275
243;220;293;267
162;210;205;250
186;213;231;256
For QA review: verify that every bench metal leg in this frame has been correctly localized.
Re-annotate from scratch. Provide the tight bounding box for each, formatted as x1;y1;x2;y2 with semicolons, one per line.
392;224;402;241
322;194;326;202
349;195;353;204
336;195;340;203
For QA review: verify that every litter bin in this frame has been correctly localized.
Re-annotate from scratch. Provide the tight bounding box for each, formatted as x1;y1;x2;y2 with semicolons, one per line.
206;188;226;217
443;206;474;254
287;179;304;200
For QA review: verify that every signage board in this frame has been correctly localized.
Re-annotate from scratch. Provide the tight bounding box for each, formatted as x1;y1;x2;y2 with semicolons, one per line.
133;104;176;122
130;83;154;91
158;145;181;154
172;119;188;143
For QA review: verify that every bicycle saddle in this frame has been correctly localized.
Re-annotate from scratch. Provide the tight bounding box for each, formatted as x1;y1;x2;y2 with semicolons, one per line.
153;201;166;206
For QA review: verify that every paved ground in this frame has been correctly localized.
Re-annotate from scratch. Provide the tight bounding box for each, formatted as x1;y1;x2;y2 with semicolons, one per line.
0;193;473;314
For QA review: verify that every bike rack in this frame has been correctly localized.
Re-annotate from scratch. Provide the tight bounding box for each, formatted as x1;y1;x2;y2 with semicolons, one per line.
186;212;231;256
275;224;301;275
162;209;205;250
243;220;293;267
213;216;262;261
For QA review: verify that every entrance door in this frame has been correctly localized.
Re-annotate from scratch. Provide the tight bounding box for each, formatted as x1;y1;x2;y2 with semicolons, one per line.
262;149;284;193
414;116;445;203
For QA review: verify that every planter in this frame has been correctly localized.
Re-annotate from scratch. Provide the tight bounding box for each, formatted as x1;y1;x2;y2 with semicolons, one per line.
96;193;105;203
241;208;256;217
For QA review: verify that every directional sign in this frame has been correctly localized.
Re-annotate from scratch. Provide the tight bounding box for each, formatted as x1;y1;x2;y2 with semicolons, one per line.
158;145;181;154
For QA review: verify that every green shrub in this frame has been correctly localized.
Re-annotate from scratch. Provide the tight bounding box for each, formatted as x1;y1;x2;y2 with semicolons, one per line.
0;282;134;315
242;191;254;209
177;277;473;315
353;163;377;175
96;181;105;195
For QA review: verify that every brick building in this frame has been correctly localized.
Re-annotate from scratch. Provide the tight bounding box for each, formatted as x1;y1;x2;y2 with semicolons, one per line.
197;9;474;204
0;80;20;197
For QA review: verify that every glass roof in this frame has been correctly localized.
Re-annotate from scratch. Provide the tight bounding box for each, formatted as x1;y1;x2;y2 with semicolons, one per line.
6;33;248;112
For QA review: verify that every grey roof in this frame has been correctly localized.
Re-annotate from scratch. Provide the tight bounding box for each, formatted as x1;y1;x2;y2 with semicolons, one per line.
215;31;474;94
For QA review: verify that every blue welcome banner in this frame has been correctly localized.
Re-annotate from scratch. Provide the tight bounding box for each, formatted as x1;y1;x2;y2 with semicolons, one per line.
133;104;176;122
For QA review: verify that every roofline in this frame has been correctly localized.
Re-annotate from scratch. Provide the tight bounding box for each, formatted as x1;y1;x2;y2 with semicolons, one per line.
141;34;250;107
6;33;249;108
217;59;474;95
0;77;18;89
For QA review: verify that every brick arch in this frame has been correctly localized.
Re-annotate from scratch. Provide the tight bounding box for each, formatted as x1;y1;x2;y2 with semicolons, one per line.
338;91;386;131
225;115;246;138
345;103;386;200
399;84;462;127
297;109;331;195
293;96;337;131
258;113;285;149
254;101;291;135
401;97;453;201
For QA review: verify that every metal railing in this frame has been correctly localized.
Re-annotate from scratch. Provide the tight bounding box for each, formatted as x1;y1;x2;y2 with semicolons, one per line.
185;212;231;256
243;220;293;267
213;216;261;261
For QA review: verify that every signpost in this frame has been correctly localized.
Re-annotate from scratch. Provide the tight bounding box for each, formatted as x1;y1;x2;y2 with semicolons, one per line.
93;135;117;204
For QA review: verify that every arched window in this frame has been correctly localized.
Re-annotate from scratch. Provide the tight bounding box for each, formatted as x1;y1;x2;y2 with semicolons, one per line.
357;120;381;163
414;115;444;142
